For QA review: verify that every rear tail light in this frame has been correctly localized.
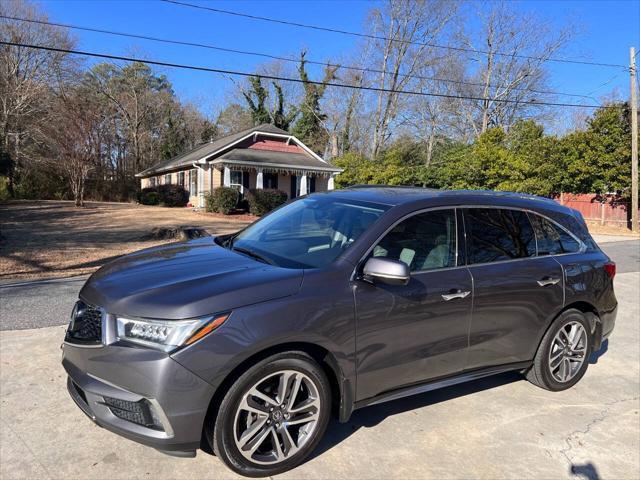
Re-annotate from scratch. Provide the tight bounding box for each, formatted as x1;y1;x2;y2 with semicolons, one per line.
604;262;616;279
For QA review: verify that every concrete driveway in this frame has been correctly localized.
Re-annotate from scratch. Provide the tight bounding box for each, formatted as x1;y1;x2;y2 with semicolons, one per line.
1;237;639;479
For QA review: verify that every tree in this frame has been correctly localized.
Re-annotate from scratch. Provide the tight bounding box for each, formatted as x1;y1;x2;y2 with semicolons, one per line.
159;113;188;161
214;103;253;136
559;103;634;197
367;0;457;156
0;135;13;178
0;0;74;196
271;83;297;131
456;1;572;137
200;119;217;142
84;62;175;174
291;51;339;153
242;76;297;129
46;87;102;206
243;76;271;125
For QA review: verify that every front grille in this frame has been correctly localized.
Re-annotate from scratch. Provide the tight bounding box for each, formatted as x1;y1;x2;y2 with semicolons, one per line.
66;301;103;344
103;396;163;431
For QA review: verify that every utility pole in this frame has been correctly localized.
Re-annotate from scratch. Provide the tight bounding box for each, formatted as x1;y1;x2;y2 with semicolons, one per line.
631;47;638;233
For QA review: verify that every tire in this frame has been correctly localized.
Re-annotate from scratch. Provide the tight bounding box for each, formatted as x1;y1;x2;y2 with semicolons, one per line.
526;309;592;391
210;351;331;477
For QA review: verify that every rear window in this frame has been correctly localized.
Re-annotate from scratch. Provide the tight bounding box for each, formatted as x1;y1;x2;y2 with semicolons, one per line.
464;208;536;264
530;214;581;255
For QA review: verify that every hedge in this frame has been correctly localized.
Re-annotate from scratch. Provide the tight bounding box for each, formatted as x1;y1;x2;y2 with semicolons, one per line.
205;187;239;214
138;185;189;207
245;188;288;216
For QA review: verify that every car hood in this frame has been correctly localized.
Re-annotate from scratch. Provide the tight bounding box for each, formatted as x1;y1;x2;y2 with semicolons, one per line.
79;237;304;319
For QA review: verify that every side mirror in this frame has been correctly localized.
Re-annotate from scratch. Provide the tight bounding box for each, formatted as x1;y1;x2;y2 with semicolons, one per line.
362;257;410;286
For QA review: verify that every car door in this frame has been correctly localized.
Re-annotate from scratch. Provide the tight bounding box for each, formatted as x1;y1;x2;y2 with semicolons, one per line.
463;208;565;370
353;208;473;401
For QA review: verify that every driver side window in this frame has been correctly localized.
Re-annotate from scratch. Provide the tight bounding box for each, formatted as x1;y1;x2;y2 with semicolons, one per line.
373;209;457;272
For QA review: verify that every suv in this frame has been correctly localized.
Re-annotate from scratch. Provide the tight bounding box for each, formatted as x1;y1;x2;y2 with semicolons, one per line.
62;188;617;477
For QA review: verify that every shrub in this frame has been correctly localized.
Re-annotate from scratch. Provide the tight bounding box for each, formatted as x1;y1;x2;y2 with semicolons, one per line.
156;184;189;207
138;185;188;207
138;187;160;205
205;187;239;214
0;176;10;202
245;188;288;216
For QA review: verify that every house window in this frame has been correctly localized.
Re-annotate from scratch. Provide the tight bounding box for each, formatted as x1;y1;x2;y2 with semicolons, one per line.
230;170;244;193
164;174;172;185
189;169;198;195
178;171;185;187
264;173;278;189
149;177;157;187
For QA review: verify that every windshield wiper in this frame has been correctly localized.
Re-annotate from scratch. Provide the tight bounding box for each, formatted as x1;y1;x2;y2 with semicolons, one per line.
232;246;275;265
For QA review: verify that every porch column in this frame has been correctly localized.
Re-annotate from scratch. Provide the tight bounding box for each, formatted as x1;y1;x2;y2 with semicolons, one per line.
256;169;264;189
197;166;205;208
223;166;231;187
328;174;335;190
299;174;308;196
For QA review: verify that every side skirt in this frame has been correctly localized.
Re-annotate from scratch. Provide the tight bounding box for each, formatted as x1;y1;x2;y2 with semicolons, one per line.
353;361;532;411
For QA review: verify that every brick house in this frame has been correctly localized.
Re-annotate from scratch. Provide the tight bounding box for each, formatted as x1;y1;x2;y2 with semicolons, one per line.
136;124;343;208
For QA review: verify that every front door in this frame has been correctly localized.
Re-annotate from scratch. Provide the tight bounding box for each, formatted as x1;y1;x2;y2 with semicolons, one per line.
462;208;565;370
354;209;473;401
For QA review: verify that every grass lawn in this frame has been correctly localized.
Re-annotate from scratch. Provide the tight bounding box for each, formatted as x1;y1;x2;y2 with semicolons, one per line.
0;200;253;281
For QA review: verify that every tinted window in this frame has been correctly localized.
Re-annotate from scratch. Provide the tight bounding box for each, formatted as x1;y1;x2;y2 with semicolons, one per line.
372;210;456;271
230;196;388;269
530;214;581;255
465;208;536;264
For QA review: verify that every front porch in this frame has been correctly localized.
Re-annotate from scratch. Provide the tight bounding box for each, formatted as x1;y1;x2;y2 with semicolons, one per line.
137;123;342;209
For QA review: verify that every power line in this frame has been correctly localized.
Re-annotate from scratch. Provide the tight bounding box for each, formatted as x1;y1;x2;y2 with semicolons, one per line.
0;40;613;109
161;0;628;69
0;14;599;101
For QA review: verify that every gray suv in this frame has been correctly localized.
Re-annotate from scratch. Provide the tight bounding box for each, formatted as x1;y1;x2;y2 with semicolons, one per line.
62;187;617;477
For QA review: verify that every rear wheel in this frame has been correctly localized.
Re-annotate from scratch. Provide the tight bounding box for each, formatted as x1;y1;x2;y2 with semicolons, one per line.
527;309;592;391
210;352;331;477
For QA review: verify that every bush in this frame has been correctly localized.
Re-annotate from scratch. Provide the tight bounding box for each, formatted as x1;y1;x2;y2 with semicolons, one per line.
245;188;288;216
138;184;188;207
205;187;239;214
138;187;160;205
156;184;189;207
0;176;10;202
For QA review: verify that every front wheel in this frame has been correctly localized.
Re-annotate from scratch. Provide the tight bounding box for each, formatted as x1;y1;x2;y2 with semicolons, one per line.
211;352;331;477
526;309;592;391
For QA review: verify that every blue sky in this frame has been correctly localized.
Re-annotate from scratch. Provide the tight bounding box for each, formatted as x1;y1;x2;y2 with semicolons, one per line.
40;0;639;119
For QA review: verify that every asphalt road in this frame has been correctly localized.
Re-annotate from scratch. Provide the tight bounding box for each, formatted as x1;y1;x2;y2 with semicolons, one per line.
1;236;638;332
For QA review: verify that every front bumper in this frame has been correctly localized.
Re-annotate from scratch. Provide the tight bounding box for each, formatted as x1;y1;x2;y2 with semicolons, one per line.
62;341;215;454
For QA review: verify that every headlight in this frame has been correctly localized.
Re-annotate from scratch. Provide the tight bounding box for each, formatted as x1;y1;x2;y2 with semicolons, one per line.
115;313;229;352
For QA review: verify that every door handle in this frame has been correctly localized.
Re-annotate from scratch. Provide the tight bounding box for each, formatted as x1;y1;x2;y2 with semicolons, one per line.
441;290;471;301
537;277;560;287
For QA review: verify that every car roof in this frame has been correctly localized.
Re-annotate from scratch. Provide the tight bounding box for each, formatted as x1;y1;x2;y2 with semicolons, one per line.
318;185;566;213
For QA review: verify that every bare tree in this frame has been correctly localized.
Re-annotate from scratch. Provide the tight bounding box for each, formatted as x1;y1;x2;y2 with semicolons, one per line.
400;58;466;165
46;88;102;206
84;62;174;174
0;0;74;194
367;0;458;157
456;1;572;137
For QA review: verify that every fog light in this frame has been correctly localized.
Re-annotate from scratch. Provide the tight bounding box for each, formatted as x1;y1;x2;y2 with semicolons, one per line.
103;396;164;431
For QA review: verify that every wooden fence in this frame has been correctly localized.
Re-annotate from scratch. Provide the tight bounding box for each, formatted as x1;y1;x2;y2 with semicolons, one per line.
554;193;637;228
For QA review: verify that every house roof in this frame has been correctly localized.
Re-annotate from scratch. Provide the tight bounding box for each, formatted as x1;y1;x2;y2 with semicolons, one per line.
135;123;342;177
213;148;342;173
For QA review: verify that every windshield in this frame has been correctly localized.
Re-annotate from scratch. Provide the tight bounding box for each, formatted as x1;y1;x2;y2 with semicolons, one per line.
227;195;389;269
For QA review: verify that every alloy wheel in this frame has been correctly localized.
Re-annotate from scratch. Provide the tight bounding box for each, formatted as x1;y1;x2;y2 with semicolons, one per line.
548;321;588;383
233;370;321;465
